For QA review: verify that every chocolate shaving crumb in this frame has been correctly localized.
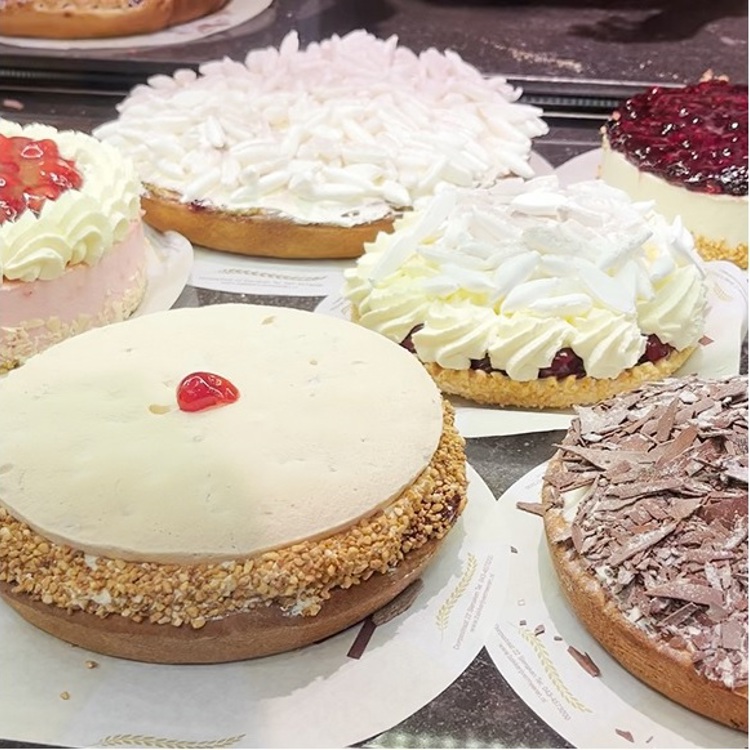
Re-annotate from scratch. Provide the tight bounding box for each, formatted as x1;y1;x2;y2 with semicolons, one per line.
534;623;545;636
615;729;634;743
567;645;601;677
699;335;714;346
510;545;518;554
516;501;545;517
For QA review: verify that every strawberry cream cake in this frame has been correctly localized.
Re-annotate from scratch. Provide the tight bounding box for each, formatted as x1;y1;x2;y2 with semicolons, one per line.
343;177;708;409
0;120;147;371
94;30;549;259
0;303;467;663
601;78;748;269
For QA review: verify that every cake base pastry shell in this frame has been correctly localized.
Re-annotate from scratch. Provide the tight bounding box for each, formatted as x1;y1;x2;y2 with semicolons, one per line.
142;187;396;260
0;0;229;39
0;537;440;664
542;463;748;731
421;345;694;410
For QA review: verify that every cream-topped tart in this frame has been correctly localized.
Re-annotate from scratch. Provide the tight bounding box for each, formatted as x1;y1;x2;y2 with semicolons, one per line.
94;30;548;259
542;376;748;731
0;120;147;371
0;303;467;662
343;177;707;409
601;79;748;269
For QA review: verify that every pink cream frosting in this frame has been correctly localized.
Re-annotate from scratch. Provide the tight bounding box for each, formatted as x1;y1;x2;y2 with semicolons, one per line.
1;220;148;369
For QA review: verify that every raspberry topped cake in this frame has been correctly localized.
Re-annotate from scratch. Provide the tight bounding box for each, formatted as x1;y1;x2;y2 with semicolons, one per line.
94;30;548;259
0;120;147;370
0;304;467;663
601;78;748;268
0;0;229;39
542;376;748;730
344;177;708;409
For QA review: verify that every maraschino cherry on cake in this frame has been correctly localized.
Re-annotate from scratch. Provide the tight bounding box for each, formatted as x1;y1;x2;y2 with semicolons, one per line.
0;120;147;371
601;78;748;269
0;304;467;663
94;30;548;259
343;176;708;409
542;376;747;731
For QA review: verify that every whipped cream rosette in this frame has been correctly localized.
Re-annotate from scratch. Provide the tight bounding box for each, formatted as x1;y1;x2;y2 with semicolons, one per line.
0;119;147;370
343;176;708;409
94;30;548;259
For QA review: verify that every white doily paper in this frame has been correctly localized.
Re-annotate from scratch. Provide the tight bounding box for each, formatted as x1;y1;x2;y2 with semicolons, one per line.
135;227;194;317
0;465;509;749
485;463;746;749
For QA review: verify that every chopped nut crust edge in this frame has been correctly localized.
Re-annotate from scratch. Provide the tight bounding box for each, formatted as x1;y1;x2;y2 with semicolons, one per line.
0;400;466;630
423;346;694;409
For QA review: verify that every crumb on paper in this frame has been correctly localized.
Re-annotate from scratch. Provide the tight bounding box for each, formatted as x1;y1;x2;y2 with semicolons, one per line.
567;645;601;677
553;635;563;641
520;619;527;626
533;623;545;636
699;335;714;346
615;728;634;743
646;737;653;744
510;545;518;554
85;660;99;669
59;691;70;701
515;501;545;517
2;98;24;111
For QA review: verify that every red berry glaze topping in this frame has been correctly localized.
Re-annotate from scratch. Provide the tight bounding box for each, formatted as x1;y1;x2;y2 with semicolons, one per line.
605;79;748;197
176;372;240;412
0;134;83;224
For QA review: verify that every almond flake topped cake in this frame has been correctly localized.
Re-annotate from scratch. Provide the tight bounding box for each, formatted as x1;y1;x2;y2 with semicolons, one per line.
94;30;549;258
344;176;708;408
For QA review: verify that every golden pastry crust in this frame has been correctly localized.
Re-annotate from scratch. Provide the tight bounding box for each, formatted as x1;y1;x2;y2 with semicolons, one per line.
0;0;229;39
142;184;396;259
694;235;748;269
421;346;694;409
542;454;748;731
0;401;466;648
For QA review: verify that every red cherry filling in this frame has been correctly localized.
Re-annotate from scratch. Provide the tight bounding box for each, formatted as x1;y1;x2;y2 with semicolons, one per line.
177;372;240;412
400;330;674;379
605;79;748;196
0;134;84;224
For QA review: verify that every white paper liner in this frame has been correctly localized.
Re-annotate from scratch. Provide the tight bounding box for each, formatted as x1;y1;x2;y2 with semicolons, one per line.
0;464;508;749
555;147;604;187
314;258;746;438
485;463;746;749
134;227;194;317
0;0;273;49
189;246;351;297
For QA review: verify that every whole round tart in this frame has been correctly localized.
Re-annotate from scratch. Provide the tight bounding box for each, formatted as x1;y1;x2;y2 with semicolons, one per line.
601;78;748;268
0;119;147;371
343;176;708;409
0;0;229;39
94;30;548;259
542;376;748;731
0;303;467;663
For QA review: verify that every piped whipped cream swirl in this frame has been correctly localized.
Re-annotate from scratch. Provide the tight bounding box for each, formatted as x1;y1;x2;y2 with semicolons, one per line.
344;177;707;380
94;30;548;227
1;120;142;283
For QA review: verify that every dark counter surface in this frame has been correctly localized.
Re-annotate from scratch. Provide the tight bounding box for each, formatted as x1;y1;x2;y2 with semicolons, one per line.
0;1;746;746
